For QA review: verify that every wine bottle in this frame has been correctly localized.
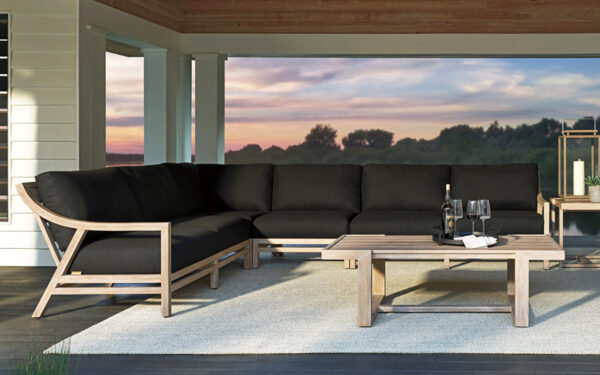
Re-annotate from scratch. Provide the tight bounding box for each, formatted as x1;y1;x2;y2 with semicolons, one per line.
441;184;455;239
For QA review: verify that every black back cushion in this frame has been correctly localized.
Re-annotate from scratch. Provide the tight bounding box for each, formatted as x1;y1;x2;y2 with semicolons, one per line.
451;164;538;211
35;168;142;250
118;164;185;221
196;164;274;212
163;162;202;215
272;164;362;212
362;164;450;210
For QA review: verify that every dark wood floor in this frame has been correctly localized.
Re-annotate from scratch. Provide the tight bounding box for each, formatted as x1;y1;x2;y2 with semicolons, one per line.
2;236;600;374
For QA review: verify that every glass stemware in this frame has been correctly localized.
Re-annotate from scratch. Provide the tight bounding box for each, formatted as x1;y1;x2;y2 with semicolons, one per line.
452;199;463;221
466;200;481;234
479;199;491;235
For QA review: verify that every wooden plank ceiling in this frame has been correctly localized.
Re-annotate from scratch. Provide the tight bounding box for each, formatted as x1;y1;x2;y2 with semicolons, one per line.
96;0;600;33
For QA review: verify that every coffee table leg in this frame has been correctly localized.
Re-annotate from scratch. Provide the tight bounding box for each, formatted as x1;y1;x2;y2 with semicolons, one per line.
357;252;373;327
507;259;515;296
513;255;530;327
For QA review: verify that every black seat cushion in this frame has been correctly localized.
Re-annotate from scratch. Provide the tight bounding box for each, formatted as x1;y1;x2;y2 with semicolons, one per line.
163;162;202;215
172;214;251;250
451;164;538;211
68;227;219;274
118;164;185;221
253;210;355;238
272;165;362;212
362;164;450;210
196;164;273;212
350;210;439;235
35;168;142;251
455;210;543;234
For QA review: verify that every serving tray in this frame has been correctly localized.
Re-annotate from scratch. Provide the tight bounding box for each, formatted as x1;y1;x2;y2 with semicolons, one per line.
431;225;498;246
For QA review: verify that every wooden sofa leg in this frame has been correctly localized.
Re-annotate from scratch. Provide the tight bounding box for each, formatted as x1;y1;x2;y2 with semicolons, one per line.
210;264;219;289
243;240;252;269
444;258;450;270
344;259;357;269
543;259;550;270
252;241;260;269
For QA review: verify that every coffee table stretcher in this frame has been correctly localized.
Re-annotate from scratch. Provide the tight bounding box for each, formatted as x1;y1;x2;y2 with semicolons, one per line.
323;235;563;328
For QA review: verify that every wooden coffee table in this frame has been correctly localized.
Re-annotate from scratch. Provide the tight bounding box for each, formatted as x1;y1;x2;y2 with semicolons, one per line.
322;234;564;328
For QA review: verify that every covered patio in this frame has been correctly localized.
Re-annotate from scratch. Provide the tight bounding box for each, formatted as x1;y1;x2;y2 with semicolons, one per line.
1;0;600;373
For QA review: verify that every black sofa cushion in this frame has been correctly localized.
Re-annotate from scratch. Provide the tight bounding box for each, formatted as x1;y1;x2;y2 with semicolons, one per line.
118;165;185;221
362;164;450;211
272;165;362;212
455;210;543;234
196;164;273;212
163;162;202;215
451;164;538;211
35;168;142;251
172;214;251;250
253;210;354;238
68;226;219;274
350;210;439;235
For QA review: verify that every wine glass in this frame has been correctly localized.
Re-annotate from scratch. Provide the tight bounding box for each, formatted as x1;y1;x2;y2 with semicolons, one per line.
479;199;491;235
452;199;463;220
466;200;480;234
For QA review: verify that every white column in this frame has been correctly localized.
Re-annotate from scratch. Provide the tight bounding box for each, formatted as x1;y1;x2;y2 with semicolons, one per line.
79;24;108;170
193;54;227;164
143;49;192;164
176;54;192;163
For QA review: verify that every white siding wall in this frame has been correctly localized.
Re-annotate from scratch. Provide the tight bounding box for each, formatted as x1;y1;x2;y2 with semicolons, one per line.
0;0;77;266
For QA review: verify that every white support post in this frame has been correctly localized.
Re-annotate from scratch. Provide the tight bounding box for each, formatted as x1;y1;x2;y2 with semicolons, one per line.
176;54;192;163
79;24;108;170
193;54;227;164
143;49;192;165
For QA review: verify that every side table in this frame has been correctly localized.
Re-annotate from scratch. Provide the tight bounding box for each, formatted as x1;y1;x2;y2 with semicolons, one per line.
550;197;600;268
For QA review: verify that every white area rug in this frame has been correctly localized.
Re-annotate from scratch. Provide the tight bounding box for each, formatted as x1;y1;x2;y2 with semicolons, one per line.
48;257;600;354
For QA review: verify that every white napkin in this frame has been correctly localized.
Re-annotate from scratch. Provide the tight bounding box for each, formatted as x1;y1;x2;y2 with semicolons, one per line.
455;235;497;249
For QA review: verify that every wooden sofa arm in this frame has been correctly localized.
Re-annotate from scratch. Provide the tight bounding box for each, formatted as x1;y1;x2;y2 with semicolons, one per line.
18;181;174;317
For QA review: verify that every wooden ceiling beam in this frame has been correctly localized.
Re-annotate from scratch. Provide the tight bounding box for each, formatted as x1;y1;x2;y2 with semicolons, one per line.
94;0;600;34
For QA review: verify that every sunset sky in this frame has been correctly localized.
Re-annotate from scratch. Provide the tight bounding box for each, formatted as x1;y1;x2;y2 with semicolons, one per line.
106;53;600;154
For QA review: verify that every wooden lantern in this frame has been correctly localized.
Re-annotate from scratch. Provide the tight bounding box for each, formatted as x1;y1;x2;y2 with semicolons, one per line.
558;119;600;200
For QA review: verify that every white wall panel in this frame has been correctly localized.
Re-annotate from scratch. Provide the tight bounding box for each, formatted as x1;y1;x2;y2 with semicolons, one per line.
11;34;76;52
12;69;75;87
11;141;76;160
0;249;54;266
11;105;76;124
12;52;75;69
12;15;76;33
0;231;45;249
12;88;76;105
11;123;77;142
11;160;77;177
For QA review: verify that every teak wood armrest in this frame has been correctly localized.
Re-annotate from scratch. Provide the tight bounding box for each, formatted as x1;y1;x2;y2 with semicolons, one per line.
17;182;174;318
17;181;251;319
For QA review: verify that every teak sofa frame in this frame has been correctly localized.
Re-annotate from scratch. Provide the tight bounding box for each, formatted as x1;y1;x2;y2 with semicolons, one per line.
17;182;252;319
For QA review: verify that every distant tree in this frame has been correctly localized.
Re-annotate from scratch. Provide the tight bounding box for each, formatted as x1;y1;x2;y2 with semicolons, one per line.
240;144;262;153
303;124;339;149
342;129;394;149
573;116;596;130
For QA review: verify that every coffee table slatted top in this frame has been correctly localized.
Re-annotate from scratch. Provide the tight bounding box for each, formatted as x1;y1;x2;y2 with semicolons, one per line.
323;234;563;261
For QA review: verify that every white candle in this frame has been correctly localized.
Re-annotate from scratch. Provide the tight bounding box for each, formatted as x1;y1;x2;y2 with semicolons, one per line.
573;159;585;196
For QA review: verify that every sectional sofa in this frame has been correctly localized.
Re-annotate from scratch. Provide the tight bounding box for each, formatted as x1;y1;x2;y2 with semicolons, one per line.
18;163;549;318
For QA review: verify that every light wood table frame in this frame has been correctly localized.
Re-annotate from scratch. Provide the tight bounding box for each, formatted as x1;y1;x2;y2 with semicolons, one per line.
322;234;564;328
551;197;600;268
17;182;252;319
